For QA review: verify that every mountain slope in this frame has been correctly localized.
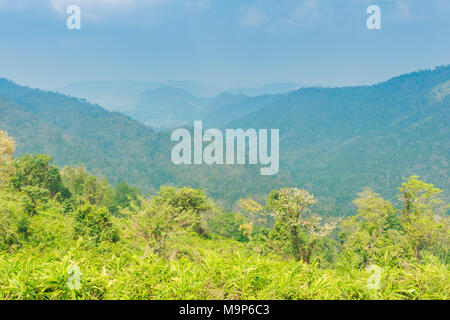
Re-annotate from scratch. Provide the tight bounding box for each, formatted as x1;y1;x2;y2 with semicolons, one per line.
1;66;448;215
57;80;157;112
130;86;212;128
226;82;300;96
57;81;304;129
0;79;174;188
0;79;291;207
224;66;450;210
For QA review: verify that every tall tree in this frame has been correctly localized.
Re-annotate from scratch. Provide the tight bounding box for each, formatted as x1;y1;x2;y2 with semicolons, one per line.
267;188;335;263
398;176;449;261
11;154;70;200
0;130;16;189
340;188;400;267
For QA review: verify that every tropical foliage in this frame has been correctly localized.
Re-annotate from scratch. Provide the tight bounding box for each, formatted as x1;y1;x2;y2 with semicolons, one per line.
0;131;448;300
1;66;449;216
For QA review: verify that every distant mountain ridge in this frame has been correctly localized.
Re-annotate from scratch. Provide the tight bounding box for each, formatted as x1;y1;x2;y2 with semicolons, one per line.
223;66;450;210
57;80;302;128
226;82;301;97
130;86;211;128
2;66;449;215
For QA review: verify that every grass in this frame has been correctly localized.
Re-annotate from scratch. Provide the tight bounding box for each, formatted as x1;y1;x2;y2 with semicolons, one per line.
1;233;448;300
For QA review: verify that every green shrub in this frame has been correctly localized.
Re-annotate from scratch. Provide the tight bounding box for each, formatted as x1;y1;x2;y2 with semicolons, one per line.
74;204;120;244
12;154;70;200
0;195;29;251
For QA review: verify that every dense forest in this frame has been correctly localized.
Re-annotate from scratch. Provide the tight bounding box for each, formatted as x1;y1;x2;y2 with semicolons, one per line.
1;66;449;216
0;130;448;299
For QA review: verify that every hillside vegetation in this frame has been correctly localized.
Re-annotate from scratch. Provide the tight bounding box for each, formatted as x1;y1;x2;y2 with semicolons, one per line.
0;66;449;215
0;131;448;300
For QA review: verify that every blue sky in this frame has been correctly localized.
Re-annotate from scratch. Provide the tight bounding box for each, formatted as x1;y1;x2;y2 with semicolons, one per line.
0;0;449;89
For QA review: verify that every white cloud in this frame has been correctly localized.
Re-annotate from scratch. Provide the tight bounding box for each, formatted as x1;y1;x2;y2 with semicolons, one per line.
267;0;333;30
0;0;34;10
239;6;269;27
184;0;210;11
0;0;169;21
284;0;323;26
49;0;169;22
51;0;155;12
382;0;421;23
392;0;414;21
292;0;320;17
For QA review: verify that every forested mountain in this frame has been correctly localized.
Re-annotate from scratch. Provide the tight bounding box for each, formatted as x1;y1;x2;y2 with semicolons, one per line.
57;80;221;115
222;66;450;213
2;130;448;299
0;78;172;189
227;82;301;97
1;66;449;215
130;86;212;128
57;80;157;112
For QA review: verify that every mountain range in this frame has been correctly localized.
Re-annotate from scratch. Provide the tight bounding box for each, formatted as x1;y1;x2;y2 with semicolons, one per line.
57;81;302;128
2;66;449;215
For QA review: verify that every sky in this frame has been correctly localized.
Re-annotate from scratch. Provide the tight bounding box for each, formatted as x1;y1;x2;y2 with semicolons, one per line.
0;0;449;89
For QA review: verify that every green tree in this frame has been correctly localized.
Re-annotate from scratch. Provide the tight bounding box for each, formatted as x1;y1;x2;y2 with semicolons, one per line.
340;188;401;268
11;154;70;200
74;204;120;244
127;196;196;255
0;196;30;251
0;130;15;189
267;188;335;263
237;198;267;240
21;185;50;216
398;176;449;261
61;166;113;208
151;187;212;236
207;211;248;241
108;182;139;216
